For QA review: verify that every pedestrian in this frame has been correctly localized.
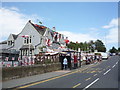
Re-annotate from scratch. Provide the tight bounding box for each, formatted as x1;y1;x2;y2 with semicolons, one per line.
86;55;88;65
99;55;102;62
96;55;99;62
63;57;68;70
74;54;78;69
92;55;94;62
88;55;91;64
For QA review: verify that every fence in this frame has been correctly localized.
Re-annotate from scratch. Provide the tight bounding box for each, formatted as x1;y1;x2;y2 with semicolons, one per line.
35;53;60;64
1;52;60;67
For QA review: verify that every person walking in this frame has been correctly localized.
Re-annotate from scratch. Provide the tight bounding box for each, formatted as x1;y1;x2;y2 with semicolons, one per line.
74;54;78;69
63;57;68;70
96;55;100;62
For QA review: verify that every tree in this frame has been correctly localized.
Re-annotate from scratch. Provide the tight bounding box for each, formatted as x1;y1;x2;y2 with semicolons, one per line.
94;39;106;52
67;39;106;52
109;47;118;53
118;47;120;52
88;40;95;52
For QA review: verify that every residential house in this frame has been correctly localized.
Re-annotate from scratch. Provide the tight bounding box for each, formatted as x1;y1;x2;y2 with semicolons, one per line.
0;20;67;59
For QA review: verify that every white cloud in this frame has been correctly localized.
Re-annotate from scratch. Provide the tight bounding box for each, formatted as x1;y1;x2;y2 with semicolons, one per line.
0;7;43;42
0;6;118;50
106;28;118;43
10;7;20;11
89;27;98;31
102;18;118;49
102;18;118;29
58;31;97;43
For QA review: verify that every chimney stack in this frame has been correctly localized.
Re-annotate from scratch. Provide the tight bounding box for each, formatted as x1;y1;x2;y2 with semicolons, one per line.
29;20;31;23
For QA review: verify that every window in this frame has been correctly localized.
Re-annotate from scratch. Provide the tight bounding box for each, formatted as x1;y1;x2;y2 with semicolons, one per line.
26;38;29;44
24;37;29;44
8;40;13;45
24;36;32;44
30;36;31;43
24;37;26;44
11;41;12;45
30;50;32;55
8;41;10;45
25;50;27;55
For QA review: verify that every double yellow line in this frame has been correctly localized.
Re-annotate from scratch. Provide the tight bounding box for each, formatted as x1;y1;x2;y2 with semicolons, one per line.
15;64;98;89
15;70;79;89
73;83;81;88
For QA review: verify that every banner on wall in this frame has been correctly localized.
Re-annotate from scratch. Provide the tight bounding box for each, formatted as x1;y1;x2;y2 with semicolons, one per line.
2;61;12;67
13;61;19;67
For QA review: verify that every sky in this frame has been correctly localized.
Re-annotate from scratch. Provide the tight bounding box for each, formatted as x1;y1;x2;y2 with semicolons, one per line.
0;2;118;51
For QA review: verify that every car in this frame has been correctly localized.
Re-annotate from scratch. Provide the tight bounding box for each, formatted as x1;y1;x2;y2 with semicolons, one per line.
118;53;120;56
112;53;116;56
100;52;109;60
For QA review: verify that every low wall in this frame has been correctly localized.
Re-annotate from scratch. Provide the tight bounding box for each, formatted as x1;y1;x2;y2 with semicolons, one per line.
2;63;61;81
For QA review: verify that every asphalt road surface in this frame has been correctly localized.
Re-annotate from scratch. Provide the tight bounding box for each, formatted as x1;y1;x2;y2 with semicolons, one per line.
15;56;119;89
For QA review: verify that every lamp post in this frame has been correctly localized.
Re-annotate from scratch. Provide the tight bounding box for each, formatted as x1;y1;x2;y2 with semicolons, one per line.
105;30;107;52
78;48;81;67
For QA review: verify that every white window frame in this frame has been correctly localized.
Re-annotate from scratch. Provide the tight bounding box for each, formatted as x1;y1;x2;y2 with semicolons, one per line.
23;36;32;45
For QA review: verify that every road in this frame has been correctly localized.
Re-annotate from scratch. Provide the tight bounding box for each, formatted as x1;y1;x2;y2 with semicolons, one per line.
15;56;119;89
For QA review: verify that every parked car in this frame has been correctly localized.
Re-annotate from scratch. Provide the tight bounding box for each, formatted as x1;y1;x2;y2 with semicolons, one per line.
118;53;120;56
100;52;109;60
112;53;116;56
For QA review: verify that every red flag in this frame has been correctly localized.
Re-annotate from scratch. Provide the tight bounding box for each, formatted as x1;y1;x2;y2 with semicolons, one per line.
47;39;50;46
76;41;78;43
64;39;69;44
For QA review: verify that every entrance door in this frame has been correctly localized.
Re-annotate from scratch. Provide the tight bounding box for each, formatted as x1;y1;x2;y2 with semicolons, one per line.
59;55;71;70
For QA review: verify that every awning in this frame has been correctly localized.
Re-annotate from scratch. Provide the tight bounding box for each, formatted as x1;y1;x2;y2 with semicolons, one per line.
20;45;34;50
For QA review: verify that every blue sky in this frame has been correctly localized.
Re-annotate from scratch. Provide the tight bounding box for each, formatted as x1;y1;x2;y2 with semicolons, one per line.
1;2;118;50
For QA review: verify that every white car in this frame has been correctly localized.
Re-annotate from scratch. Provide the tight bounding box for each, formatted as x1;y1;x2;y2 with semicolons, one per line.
100;52;108;59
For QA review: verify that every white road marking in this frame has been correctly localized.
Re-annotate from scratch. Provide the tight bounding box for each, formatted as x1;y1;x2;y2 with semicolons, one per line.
116;62;118;65
112;65;116;68
103;69;111;75
83;78;99;90
93;74;97;76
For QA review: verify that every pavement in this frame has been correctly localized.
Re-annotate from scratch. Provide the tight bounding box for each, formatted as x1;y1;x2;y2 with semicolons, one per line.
2;56;119;89
2;60;100;89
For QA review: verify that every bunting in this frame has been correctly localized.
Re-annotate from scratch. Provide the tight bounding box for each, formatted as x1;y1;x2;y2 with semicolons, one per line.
5;57;9;61
45;38;52;46
12;57;15;60
7;64;11;67
21;35;29;38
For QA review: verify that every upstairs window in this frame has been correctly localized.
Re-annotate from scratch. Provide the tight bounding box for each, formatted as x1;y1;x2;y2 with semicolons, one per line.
30;36;31;43
8;40;13;46
8;41;10;45
24;36;31;44
26;38;29;44
24;37;27;44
